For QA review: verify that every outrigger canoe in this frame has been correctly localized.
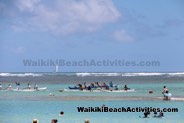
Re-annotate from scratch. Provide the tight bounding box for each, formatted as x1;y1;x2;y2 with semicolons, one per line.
101;89;135;92
2;87;47;92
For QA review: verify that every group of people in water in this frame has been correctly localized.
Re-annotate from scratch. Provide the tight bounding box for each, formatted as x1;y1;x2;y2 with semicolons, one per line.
32;119;58;123
142;111;164;118
0;82;39;90
0;83;13;90
75;81;130;91
32;111;64;123
32;119;90;123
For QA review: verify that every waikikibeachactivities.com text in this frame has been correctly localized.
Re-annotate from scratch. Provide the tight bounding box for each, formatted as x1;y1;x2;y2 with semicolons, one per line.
23;59;160;67
77;106;178;113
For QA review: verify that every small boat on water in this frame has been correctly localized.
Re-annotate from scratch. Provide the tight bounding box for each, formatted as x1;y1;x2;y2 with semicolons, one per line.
63;89;102;92
63;88;135;93
101;89;135;92
67;82;134;92
15;87;47;92
1;87;47;92
68;84;114;90
68;86;81;90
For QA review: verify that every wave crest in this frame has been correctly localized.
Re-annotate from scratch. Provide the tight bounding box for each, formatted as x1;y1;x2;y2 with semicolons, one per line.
76;72;184;77
0;73;43;77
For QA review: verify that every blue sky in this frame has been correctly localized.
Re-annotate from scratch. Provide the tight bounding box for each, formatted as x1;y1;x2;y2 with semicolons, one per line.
0;0;184;72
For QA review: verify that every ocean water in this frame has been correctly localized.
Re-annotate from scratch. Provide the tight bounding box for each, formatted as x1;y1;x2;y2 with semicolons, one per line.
0;72;184;123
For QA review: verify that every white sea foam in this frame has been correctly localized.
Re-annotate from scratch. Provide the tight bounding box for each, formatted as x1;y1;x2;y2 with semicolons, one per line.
76;73;121;77
0;73;43;77
122;73;164;76
76;72;184;77
1;72;184;77
167;72;184;76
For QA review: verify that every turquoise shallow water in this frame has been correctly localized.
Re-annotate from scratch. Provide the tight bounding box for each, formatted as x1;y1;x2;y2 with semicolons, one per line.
0;72;184;123
0;100;184;123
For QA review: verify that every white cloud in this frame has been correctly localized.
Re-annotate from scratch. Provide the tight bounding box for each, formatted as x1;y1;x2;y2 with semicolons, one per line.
112;30;134;42
9;0;121;35
15;0;40;12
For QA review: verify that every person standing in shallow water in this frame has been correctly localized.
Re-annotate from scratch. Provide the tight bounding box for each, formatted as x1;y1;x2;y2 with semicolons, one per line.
15;82;20;90
34;83;38;90
27;83;31;89
0;84;2;90
162;86;169;94
162;86;171;100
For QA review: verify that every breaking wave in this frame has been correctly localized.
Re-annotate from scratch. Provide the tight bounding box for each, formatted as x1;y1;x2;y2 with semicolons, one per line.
0;73;43;77
76;72;184;77
1;72;184;77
